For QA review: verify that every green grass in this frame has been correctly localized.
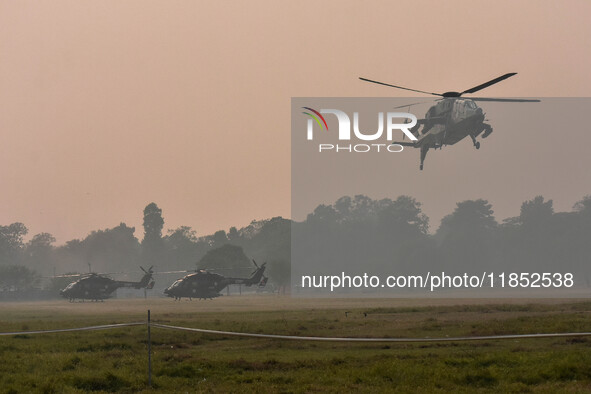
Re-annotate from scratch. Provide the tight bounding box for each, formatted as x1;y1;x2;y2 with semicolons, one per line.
1;299;591;392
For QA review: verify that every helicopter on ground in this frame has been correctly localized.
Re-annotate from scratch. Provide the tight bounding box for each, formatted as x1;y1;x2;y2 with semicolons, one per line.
164;260;268;300
359;73;539;170
59;266;154;302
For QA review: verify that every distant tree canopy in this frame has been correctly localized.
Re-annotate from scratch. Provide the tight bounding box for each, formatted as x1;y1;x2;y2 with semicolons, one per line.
240;217;291;263
438;199;496;235
211;230;229;248
295;194;591;286
0;223;59;277
435;199;498;272
3;193;591;294
299;195;432;275
142;202;165;267
142;203;164;245
164;226;200;270
519;196;554;227
574;195;591;214
198;244;252;277
25;232;56;275
0;265;38;292
0;222;28;265
266;259;290;293
306;195;428;237
54;223;139;274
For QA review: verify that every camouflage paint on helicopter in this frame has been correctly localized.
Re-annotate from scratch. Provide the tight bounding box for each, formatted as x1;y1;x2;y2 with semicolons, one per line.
59;266;154;301
164;260;267;300
359;73;540;170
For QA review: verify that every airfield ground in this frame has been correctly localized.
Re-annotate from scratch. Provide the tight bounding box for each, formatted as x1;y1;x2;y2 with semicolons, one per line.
1;296;591;392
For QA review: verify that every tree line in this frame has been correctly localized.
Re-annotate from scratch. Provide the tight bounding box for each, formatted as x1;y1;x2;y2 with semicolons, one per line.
0;203;290;294
1;194;590;294
295;194;591;288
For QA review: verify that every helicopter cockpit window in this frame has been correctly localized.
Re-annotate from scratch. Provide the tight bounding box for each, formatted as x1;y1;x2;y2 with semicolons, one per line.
466;101;477;109
170;279;182;288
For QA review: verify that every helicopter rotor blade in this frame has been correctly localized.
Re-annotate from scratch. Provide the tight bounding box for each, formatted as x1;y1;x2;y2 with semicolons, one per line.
461;73;517;95
50;270;125;279
469;97;540;102
392;101;433;109
155;270;195;274
359;77;441;97
49;273;85;278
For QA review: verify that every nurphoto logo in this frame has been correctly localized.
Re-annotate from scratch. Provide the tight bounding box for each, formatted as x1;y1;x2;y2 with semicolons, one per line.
302;106;418;153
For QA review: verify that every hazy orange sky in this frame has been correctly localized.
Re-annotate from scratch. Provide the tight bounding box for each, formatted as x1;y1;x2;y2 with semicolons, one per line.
1;1;590;243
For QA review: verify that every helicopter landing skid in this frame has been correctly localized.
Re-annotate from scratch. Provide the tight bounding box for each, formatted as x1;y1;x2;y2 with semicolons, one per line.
419;146;429;170
470;135;481;150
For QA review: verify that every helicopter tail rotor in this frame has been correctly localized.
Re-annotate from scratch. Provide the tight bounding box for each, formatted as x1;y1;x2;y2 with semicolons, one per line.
140;265;154;275
246;261;267;285
137;266;155;289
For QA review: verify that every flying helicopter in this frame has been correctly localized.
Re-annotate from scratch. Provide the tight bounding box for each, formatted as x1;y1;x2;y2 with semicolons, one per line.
359;73;540;170
163;260;268;300
59;266;155;302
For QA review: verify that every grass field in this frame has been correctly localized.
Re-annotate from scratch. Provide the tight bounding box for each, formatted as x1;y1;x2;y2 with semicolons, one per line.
1;296;591;393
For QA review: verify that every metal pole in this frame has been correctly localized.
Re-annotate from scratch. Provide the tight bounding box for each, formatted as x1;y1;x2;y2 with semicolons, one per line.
148;310;152;387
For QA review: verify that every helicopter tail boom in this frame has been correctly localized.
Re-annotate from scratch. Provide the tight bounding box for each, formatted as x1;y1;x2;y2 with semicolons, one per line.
116;266;154;289
225;261;267;287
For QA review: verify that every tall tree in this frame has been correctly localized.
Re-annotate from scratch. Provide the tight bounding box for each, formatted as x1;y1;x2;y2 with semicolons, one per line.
24;233;56;275
267;259;290;294
0;222;28;265
498;196;556;272
141;203;165;267
53;223;139;274
227;226;241;244
519;195;554;227
142;203;164;245
198;244;252;277
436;199;498;272
570;195;591;279
211;230;228;248
164;226;199;270
574;195;591;215
298;195;431;277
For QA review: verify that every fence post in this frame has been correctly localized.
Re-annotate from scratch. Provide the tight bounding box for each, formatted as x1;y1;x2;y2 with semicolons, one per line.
148;309;152;387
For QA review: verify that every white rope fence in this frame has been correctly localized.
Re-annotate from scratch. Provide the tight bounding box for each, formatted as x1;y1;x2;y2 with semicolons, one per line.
152;323;591;342
0;322;144;336
3;320;590;343
2;310;590;387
